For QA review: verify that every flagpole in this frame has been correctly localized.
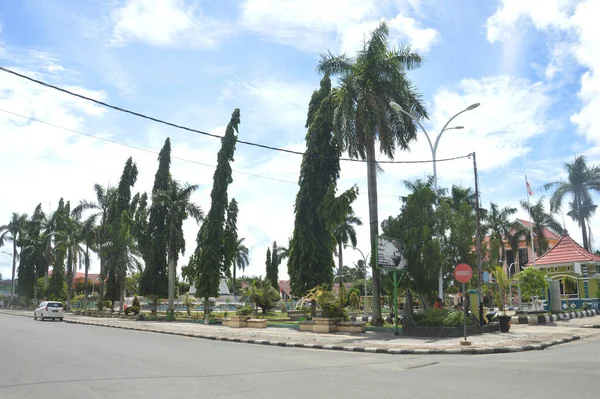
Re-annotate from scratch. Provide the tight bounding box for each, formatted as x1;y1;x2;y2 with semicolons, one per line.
525;175;536;266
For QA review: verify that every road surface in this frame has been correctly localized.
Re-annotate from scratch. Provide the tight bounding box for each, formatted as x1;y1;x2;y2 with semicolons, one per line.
1;313;598;398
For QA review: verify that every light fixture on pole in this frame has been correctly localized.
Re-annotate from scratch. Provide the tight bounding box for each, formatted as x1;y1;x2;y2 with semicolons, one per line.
389;101;480;300
345;244;370;318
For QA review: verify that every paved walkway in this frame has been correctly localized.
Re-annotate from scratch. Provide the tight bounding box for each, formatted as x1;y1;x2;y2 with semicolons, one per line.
3;310;600;355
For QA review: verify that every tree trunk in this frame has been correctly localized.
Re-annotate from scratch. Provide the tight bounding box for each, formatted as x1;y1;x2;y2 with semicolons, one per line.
98;257;105;310
119;279;126;313
581;217;589;251
10;240;17;301
232;263;237;296
203;297;210;325
66;248;73;310
83;245;89;309
167;246;176;320
366;138;383;325
338;241;343;286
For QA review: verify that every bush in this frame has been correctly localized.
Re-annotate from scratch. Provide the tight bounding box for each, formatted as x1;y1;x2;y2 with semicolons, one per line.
236;306;252;316
414;308;470;327
132;296;140;308
103;300;112;310
125;306;140;316
124;306;132;315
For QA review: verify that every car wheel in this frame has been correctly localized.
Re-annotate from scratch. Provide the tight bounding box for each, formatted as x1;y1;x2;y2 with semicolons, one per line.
59;318;63;322
34;313;37;320
40;315;44;321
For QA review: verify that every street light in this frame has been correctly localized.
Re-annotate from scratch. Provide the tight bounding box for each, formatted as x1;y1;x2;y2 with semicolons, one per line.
344;244;370;317
389;101;480;299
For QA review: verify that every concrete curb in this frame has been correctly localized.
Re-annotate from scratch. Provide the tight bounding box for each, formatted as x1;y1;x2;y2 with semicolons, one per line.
62;318;582;356
512;309;600;325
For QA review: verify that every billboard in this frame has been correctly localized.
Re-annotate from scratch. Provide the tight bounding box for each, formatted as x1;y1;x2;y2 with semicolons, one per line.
377;236;406;270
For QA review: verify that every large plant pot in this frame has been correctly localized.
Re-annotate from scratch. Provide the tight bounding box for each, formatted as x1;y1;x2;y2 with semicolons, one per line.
498;315;511;333
313;317;339;333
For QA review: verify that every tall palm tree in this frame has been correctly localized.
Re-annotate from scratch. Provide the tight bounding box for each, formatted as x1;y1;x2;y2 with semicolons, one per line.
504;222;530;274
79;216;97;309
318;21;427;324
232;237;249;295
54;208;85;309
543;155;600;250
0;213;29;300
334;210;362;282
74;184;115;309
152;181;204;319
519;197;564;256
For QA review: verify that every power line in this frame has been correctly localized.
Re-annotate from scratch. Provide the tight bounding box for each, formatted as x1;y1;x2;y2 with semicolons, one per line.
0;107;407;197
0;66;473;165
0;108;297;185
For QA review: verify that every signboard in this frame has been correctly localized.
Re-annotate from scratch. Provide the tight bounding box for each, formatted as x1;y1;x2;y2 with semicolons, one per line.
454;263;473;283
377;236;406;269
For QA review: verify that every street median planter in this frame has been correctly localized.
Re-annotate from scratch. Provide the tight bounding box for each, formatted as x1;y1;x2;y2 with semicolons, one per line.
336;321;366;333
299;320;314;331
247;319;267;329
226;315;250;328
312;317;340;333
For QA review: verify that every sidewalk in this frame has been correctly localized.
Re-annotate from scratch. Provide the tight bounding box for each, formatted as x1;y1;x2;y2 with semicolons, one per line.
3;310;599;355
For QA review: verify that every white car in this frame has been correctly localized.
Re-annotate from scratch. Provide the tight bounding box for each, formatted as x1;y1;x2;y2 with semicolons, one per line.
34;301;64;321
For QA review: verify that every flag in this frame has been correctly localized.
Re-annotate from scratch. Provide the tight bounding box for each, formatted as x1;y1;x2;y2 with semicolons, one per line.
526;179;534;196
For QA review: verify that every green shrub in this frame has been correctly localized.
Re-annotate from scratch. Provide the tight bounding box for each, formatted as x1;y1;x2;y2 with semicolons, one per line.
236;305;252;316
130;306;140;315
124;307;132;315
103;300;112;309
414;308;470;327
132;296;140;308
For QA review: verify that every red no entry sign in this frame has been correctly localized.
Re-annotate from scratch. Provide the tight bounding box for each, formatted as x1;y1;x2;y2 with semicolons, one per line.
454;263;473;283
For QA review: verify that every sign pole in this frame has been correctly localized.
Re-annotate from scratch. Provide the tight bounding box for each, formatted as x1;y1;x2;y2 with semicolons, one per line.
394;270;398;336
463;282;467;342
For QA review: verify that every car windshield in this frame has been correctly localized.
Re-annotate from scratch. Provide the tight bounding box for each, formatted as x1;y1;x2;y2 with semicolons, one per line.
47;303;62;308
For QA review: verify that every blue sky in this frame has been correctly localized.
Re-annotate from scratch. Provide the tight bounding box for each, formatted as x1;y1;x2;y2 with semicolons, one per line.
1;0;599;282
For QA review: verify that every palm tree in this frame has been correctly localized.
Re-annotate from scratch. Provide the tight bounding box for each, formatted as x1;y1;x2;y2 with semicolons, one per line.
152;181;204;319
79;216;97;309
484;202;517;264
54;208;85;309
74;184;115;309
232;238;249;295
543;155;600;250
504;222;530;274
0;213;29;300
334;210;362;283
318;21;427;324
519;197;563;256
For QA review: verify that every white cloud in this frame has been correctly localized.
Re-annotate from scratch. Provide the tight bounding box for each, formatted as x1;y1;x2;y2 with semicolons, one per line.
239;0;438;54
486;0;600;151
110;0;231;49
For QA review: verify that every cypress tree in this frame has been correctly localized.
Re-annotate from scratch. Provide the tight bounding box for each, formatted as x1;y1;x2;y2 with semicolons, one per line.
140;138;171;299
288;76;342;296
265;247;272;286
192;109;240;323
223;198;239;289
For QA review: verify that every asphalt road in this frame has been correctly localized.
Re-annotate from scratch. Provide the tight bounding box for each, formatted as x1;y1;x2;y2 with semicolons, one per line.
1;314;599;399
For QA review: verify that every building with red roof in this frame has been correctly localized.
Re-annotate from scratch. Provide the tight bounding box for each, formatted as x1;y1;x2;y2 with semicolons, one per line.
524;232;600;309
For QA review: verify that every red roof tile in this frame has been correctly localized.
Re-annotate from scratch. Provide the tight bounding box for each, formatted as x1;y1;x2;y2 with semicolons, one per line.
516;219;561;240
526;233;600;266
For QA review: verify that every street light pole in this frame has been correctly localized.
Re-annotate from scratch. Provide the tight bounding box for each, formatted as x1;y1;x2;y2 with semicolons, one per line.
389;101;480;301
345;245;370;317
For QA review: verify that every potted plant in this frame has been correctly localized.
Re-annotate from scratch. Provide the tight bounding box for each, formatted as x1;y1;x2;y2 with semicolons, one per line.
492;266;511;332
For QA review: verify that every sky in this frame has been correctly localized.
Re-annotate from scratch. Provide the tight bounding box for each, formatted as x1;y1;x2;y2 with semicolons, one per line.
1;0;600;283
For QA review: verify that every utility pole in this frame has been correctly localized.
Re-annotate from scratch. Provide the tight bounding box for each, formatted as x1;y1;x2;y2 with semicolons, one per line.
472;152;484;325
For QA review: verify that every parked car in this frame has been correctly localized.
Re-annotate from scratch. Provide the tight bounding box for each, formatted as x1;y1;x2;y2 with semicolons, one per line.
34;301;64;321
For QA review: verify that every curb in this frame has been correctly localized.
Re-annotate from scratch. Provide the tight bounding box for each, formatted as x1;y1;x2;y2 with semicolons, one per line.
512;309;600;325
62;318;582;356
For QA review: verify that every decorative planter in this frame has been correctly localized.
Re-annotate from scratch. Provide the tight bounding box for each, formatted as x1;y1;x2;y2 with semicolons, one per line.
498;315;511;333
127;314;136;320
112;313;121;319
247;319;267;329
227;315;250;328
312;318;340;333
287;310;305;321
336;322;366;333
299;321;314;332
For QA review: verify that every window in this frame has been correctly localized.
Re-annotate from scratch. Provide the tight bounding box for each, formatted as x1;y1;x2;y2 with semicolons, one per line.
518;248;529;266
506;250;515;267
47;302;62;308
